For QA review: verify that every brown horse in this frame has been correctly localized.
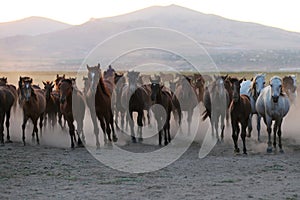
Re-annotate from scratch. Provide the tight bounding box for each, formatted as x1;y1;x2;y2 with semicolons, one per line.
0;77;17;111
193;73;205;102
54;74;66;129
43;81;58;129
0;81;16;144
59;78;85;148
282;75;297;104
86;64;117;148
229;78;251;154
150;77;173;145
20;78;46;145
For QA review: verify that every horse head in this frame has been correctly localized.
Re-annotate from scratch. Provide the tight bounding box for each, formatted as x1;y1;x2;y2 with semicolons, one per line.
43;81;54;99
150;76;162;101
230;77;243;103
87;63;101;94
251;74;266;99
270;76;282;103
0;77;7;86
127;71;140;93
55;74;65;91
22;78;34;102
59;79;73;104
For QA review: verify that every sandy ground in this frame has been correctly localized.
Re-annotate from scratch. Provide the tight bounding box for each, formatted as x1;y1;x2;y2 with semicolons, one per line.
0;82;300;199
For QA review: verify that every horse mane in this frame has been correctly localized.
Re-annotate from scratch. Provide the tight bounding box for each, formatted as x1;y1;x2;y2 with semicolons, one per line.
99;75;111;97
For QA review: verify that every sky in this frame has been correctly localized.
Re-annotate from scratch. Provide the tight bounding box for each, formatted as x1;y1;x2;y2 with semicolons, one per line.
1;0;300;32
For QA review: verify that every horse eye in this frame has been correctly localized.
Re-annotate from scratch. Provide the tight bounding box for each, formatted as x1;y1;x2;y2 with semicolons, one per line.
263;82;265;85
270;84;273;87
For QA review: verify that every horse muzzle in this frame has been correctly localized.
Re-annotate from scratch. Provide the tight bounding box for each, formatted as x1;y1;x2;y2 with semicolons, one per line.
272;96;279;103
60;97;66;104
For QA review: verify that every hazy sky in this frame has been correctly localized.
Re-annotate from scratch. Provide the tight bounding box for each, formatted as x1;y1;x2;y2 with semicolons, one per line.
1;0;300;32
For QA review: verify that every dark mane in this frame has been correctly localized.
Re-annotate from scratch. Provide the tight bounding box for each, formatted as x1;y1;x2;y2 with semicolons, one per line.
99;75;111;97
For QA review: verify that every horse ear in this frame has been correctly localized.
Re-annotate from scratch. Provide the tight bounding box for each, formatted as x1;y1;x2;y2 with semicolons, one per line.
56;74;59;78
150;77;153;83
87;65;90;70
250;77;253;81
97;63;100;68
239;79;244;84
160;85;164;89
29;79;33;84
63;74;65;78
42;81;46;86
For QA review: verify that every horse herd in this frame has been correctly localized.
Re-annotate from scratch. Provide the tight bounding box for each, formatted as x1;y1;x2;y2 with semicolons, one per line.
0;64;297;154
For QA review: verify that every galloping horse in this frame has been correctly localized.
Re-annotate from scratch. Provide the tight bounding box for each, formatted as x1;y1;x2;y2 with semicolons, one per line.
20;78;46;145
229;78;251;154
54;74;66;129
175;76;198;134
59;78;85;148
202;75;229;141
86;64;117;148
193;73;205;103
0;79;16;144
150;77;173;145
256;76;290;153
240;73;266;141
282;75;297;104
43;81;58;129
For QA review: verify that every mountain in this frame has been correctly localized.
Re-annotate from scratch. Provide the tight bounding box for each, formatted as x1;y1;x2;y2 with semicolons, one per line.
1;5;300;71
0;16;72;38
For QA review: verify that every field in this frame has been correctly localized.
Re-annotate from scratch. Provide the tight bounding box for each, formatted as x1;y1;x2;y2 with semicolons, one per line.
0;71;300;199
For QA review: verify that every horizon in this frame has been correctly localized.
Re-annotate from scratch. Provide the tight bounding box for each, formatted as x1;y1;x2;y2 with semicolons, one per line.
1;1;300;33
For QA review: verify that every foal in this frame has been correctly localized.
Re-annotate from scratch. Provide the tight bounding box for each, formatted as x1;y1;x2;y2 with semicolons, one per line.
229;78;251;154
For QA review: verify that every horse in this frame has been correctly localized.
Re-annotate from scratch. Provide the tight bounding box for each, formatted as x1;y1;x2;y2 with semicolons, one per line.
0;82;16;144
86;64;117;148
193;73;205;103
229;78;251;154
0;77;18;111
122;71;152;142
240;73;266;141
43;81;58;129
175;76;198;134
256;76;290;153
202;75;229;141
59;78;85;148
20;78;46;145
54;74;66;129
150;77;173;145
282;75;297;104
159;72;174;83
113;73;127;129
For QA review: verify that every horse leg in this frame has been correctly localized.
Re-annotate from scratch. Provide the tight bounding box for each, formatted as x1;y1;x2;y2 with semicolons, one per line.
0;112;5;145
137;111;143;142
33;120;39;145
67;120;75;148
187;109;193;135
266;117;273;153
273;122;278;150
257;115;262;141
91;111;100;148
277;119;284;153
231;120;239;153
39;114;44;137
5;110;12;143
247;114;253;137
22;116;29;146
220;113;225;141
241;121;247;154
129;111;136;143
76;120;84;147
110;111;117;142
98;117;107;144
105;118;112;143
147;110;151;127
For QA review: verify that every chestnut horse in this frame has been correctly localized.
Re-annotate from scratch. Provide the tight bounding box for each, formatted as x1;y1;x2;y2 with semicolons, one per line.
20;78;46;145
86;64;117;148
54;74;66;129
0;80;16;144
229;78;251;154
59;78;85;148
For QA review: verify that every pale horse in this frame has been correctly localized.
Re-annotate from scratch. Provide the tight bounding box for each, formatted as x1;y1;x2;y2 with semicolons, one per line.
240;74;266;141
256;76;290;153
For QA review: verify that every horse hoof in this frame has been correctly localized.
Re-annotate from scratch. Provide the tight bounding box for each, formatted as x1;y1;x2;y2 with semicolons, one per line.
164;142;168;146
279;149;284;153
5;140;12;143
267;147;273;153
138;137;143;143
131;137;137;143
243;151;247;155
234;148;240;153
113;136;118;142
247;134;251;138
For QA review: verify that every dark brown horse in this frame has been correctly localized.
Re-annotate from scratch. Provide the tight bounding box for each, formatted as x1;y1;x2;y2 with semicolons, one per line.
193;73;205;103
0;80;16;144
59;78;85;148
54;74;66;129
43;81;58;129
229;78;251;154
150;77;173;145
0;77;17;112
86;64;117;148
20;78;46;145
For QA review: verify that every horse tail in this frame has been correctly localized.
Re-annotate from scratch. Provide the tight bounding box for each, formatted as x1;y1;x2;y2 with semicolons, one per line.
202;86;211;121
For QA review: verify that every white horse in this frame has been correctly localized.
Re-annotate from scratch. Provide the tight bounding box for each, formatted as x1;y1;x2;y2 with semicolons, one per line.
256;76;290;153
240;74;266;141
